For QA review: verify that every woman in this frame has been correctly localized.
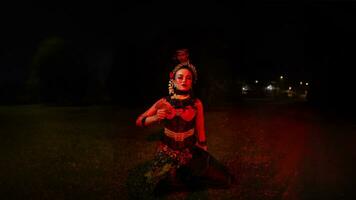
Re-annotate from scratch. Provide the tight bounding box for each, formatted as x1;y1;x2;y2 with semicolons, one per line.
168;48;198;96
135;64;233;196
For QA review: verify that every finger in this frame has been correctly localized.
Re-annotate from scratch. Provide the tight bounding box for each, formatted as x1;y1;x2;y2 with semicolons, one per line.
159;111;167;116
157;114;166;119
159;115;167;119
157;110;166;114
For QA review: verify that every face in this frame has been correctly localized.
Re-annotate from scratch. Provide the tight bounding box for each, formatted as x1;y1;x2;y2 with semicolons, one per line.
174;68;193;91
176;51;189;63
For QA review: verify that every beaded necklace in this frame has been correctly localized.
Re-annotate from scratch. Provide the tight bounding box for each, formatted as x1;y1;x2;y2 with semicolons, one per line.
165;95;196;109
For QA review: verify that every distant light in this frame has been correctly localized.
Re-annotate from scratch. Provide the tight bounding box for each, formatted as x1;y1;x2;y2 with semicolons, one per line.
306;82;309;86
280;76;284;79
255;80;258;83
300;81;303;85
289;86;292;90
266;84;273;90
242;86;248;91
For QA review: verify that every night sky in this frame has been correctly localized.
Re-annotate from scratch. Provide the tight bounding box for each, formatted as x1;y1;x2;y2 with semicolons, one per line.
1;1;356;109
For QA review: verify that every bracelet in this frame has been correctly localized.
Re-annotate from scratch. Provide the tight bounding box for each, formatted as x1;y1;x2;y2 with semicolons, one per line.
141;116;147;127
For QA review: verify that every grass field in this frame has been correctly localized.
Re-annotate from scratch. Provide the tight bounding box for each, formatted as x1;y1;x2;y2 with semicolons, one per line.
1;102;354;199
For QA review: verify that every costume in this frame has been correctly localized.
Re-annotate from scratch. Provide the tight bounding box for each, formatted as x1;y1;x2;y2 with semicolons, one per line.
142;97;232;196
135;63;233;197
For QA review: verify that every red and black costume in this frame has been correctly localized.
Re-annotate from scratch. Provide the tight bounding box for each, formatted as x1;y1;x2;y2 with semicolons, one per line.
134;62;233;196
136;95;233;196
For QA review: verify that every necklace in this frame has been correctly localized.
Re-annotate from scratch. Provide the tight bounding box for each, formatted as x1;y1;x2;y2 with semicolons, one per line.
175;88;190;95
166;95;195;109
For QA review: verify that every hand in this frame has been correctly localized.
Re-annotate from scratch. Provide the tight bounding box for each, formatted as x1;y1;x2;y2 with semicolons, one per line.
155;109;168;121
155;101;175;119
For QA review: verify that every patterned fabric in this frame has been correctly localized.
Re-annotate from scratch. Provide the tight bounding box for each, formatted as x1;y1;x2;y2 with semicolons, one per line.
140;96;232;195
163;115;196;132
164;95;196;109
156;96;197;132
144;96;198;186
144;143;193;185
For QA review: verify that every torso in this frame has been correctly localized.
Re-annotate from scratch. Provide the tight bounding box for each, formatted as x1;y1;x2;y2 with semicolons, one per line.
162;96;197;132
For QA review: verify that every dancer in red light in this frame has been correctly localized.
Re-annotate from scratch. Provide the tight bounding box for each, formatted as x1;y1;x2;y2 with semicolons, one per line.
136;59;233;196
168;48;198;97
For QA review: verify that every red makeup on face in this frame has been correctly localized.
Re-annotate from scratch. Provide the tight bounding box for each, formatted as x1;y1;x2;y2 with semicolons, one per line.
174;68;192;91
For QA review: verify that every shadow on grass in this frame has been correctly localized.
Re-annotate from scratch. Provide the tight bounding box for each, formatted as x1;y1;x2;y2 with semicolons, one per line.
145;130;163;142
125;160;156;200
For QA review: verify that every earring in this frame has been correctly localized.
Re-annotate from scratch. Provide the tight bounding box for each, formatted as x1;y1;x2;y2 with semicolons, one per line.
168;79;175;95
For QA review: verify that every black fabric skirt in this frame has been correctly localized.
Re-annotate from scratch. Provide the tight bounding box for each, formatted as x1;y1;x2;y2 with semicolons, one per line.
181;145;233;188
154;145;234;195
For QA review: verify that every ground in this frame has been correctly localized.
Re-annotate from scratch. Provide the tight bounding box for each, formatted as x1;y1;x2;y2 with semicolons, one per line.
0;99;355;199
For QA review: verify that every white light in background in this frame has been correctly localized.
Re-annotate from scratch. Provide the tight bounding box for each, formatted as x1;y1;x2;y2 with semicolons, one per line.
255;80;258;83
306;82;309;86
266;84;273;90
289;86;292;90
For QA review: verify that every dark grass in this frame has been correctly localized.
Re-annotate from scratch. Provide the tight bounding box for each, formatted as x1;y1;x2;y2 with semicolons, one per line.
0;101;355;199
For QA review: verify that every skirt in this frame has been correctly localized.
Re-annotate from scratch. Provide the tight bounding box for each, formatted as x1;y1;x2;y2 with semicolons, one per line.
145;142;234;196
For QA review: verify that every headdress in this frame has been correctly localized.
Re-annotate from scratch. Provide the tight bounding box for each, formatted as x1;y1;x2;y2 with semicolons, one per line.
175;48;189;55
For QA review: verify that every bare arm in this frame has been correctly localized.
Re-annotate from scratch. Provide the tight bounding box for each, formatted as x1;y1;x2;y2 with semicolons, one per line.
195;98;208;150
135;98;167;127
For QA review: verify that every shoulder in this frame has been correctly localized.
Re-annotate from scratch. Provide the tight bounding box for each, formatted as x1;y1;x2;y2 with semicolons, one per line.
153;96;171;108
194;98;203;108
162;96;172;104
155;97;169;104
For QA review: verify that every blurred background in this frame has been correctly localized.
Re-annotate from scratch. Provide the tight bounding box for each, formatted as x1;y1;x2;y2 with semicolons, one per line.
1;0;355;112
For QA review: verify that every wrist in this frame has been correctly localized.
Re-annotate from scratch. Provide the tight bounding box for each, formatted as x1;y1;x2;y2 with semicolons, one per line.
197;140;207;146
196;142;208;151
151;115;159;122
141;116;147;127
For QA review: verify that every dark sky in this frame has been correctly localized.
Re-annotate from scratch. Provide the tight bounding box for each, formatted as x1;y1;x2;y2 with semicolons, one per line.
1;1;356;105
3;1;354;67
